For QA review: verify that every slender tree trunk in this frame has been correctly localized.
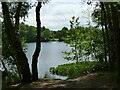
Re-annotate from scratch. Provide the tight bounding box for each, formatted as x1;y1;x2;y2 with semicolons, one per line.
105;3;116;71
32;2;42;81
101;2;112;70
110;3;120;83
75;43;78;64
14;2;23;79
15;2;22;33
1;60;8;72
2;2;31;83
100;3;107;63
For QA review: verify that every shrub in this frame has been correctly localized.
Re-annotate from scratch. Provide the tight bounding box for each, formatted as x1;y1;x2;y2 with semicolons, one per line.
49;61;107;79
2;71;20;87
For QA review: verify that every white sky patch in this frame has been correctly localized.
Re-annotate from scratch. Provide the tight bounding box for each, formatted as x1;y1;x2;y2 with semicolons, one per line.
24;0;97;31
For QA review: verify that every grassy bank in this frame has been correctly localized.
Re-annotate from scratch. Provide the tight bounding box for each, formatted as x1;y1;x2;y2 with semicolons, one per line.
50;61;108;79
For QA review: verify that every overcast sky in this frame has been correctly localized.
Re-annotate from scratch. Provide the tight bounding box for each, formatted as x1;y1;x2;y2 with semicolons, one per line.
0;0;97;31
24;0;97;31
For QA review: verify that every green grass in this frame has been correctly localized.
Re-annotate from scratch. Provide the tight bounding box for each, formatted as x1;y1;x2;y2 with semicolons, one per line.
50;61;108;79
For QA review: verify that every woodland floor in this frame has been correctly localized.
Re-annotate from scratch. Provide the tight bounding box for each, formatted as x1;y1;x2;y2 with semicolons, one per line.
3;72;120;90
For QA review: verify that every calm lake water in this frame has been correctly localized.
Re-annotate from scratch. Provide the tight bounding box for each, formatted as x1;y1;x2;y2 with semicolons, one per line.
25;41;73;80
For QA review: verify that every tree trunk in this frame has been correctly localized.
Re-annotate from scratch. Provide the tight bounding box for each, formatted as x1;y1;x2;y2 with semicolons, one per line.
100;3;107;63
110;3;120;83
101;2;112;70
3;41;22;80
2;2;31;83
32;2;42;81
15;2;22;33
1;60;8;72
105;3;116;71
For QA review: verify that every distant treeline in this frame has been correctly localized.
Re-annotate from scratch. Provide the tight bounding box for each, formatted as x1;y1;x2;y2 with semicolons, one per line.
19;23;68;42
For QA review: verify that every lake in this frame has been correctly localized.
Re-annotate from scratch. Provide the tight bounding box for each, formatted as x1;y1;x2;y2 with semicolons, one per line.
25;41;73;80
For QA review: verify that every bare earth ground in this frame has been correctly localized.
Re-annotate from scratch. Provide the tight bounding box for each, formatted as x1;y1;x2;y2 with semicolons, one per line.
4;72;119;89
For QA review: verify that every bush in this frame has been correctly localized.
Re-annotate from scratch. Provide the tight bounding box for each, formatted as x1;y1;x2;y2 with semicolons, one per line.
2;71;20;87
49;61;107;79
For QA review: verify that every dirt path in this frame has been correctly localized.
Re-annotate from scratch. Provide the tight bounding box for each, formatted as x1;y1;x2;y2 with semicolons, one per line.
5;72;119;89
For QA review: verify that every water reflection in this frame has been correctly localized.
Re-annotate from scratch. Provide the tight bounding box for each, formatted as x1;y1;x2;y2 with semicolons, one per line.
26;41;73;79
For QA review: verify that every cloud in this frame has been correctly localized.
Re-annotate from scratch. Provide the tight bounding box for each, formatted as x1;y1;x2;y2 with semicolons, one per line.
25;0;96;31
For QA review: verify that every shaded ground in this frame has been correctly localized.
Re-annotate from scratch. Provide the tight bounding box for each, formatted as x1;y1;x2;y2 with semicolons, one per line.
4;72;119;89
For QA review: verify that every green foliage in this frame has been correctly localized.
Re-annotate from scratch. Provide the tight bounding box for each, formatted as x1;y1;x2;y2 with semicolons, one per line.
19;23;69;42
63;16;84;63
2;2;33;72
2;70;20;87
50;61;107;79
92;2;120;27
52;27;68;41
8;2;32;21
2;2;33;84
63;16;104;63
2;22;17;70
41;28;52;41
19;23;36;42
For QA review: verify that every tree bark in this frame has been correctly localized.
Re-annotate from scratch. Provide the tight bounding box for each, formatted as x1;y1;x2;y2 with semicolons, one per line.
101;2;112;70
1;59;8;72
100;3;107;63
32;2;42;81
15;2;22;33
105;3;116;71
2;2;31;83
110;3;120;83
3;40;22;80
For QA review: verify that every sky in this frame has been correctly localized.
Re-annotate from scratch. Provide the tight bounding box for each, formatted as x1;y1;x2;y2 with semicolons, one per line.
24;0;97;31
0;0;97;31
